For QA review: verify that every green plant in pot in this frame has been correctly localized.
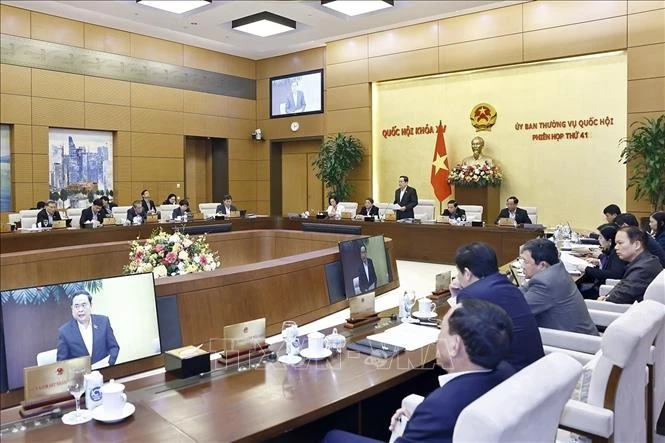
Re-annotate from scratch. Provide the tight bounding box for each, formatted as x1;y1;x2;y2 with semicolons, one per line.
312;133;364;201
619;115;665;211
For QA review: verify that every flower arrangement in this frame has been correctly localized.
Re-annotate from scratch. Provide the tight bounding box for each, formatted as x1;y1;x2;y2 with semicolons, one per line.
448;162;503;188
124;228;220;278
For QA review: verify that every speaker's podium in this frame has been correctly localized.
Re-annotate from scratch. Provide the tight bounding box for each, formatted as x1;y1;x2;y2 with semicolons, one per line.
455;186;500;224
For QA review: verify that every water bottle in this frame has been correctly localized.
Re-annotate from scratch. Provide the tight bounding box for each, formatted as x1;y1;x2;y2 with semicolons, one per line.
84;371;104;410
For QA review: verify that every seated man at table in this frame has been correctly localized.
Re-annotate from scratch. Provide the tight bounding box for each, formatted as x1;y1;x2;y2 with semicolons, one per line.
441;199;466;221
141;189;157;214
450;242;544;370
323;299;515;443
100;195;116;216
36;200;62;227
216;194;238;215
126;200;147;225
359;197;379;217
80;199;105;228
599;226;663;304
172;199;191;220
494;196;532;225
603;204;621;224
614;213;665;266
519;239;598;335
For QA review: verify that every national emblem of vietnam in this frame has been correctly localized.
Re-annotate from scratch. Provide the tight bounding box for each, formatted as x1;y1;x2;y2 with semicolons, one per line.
470;103;497;132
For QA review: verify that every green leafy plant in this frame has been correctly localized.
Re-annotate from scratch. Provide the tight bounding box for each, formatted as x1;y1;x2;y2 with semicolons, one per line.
619;115;665;211
311;133;364;201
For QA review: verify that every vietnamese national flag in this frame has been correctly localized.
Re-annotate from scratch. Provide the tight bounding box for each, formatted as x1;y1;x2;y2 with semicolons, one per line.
430;121;452;203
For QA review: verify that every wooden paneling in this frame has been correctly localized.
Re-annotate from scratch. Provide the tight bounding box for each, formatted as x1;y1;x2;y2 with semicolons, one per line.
628;8;665;47
32;154;48;182
131;157;184;182
131;108;183;134
32;182;48;203
84;23;131;56
131;83;183;112
228;140;257;161
369;22;439;58
113;181;132;205
347;179;371;205
282;152;308;214
85;103;131;131
31;69;84;101
523;16;627;61
12;183;32;211
256;79;269;101
84;76;131;106
257;160;269;181
256;48;324;80
183;113;225;138
326;59;369;88
11;153;32;182
0;94;31;124
183;45;255;79
230;180;257;202
326;35;369;65
11;125;32;154
439;34;523;73
326;108;372;134
628;1;665;13
628;43;665;79
31;97;84;127
229;160;258;181
31;126;48;155
0;64;31;96
326;84;371;111
369;48;439;81
115;131;131;157
628;77;665;112
439;5;522;45
131;133;183;158
115;156;131;182
523;1;627;32
30;11;84;47
347;155;371;181
130;33;183;66
259;114;325;141
183;90;255;119
185;137;211;208
0;4;30;37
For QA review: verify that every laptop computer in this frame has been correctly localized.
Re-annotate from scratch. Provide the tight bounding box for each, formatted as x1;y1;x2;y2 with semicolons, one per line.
223;318;266;352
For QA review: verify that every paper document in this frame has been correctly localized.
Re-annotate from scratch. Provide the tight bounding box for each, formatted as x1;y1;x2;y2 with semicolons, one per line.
559;252;587;274
367;323;440;351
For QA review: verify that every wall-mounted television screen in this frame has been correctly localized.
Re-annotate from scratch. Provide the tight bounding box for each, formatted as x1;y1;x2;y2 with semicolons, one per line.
0;273;160;391
270;69;323;118
338;235;392;297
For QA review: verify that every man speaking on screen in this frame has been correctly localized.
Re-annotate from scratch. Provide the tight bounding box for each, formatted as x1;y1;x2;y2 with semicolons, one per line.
285;80;306;114
57;290;120;367
355;244;377;295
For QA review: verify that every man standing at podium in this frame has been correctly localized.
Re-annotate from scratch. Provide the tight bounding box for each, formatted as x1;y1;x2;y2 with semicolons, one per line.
393;176;418;220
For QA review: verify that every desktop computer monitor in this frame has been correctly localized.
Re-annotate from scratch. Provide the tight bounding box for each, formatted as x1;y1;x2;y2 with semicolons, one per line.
338;235;392;298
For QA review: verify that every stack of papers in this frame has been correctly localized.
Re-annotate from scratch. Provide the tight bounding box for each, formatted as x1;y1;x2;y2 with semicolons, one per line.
367;323;440;351
559;252;587;274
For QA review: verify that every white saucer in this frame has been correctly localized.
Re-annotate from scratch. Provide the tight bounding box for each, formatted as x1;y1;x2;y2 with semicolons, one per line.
412;311;437;319
300;347;332;361
92;402;135;424
278;354;302;365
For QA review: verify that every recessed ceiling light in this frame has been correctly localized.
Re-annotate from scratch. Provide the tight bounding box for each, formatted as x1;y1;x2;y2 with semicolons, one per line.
136;0;211;14
321;0;393;16
232;11;296;37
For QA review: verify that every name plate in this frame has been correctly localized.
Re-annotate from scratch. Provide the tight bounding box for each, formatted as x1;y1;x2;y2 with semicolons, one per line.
384;211;396;221
229;210;240;218
146;214;159;223
24;356;91;403
102;217;116;225
350;291;376;317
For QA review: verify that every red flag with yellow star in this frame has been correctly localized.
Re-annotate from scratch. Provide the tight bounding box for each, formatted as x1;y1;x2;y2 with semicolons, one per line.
430;121;452;203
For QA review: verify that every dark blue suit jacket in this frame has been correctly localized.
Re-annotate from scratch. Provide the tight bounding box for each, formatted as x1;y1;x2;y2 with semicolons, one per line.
457;272;544;371
356;258;377;293
393;186;418;220
57;314;120;365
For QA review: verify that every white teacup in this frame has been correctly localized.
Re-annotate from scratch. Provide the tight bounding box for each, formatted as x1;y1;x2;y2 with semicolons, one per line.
307;331;325;352
100;381;127;417
418;298;435;315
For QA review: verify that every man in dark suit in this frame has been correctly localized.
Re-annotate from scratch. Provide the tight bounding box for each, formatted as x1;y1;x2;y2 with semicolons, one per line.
441;199;466;221
323;299;515;443
354;245;377;295
614;213;665;266
57;290;120;367
80;199;104;228
393;175;418;220
126;200;147;224
451;242;544;371
141;189;157;214
216;194;238;215
36;200;62;227
494;196;532;224
100;195;116;217
359;198;379;217
172;199;192;220
285;80;306;113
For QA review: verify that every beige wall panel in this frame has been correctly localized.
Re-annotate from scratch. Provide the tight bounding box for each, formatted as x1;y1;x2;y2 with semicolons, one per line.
439;34;523;72
257;79;269;101
281;140;321;155
1;94;31;125
0;64;31;96
84;23;131;56
13;183;33;211
130;157;184;182
256;48;324;79
628;9;665;46
85;76;130;106
31;126;48;155
131;83;183;112
257;98;269;121
369;48;438;82
33;182;49;202
347;155;371;181
256;144;270;161
31;97;84;128
131;108;183;134
369;22;438;58
115;131;130;157
130;34;183;66
131;132;183;158
157;182;182;201
85;103;130;131
183;113;227;138
627;110;664;128
31;12;84;47
256;180;270;200
32;154;48;183
326;84;371;111
229;180;257;201
523;17;627;61
1;5;30;37
11;153;32;182
11;124;32;154
256;200;270;215
183;90;255;119
229;160;258;181
439;5;522;45
326;108;371;134
347;179;371;205
257;160;269;180
628;1;665;13
259;113;324;140
183;45;255;79
326;35;369;65
628;43;665;79
228;140;258;161
627;77;665;112
31;69;84;101
224;118;257;140
523;1;627;32
112;182;131;206
327;59;369;88
115;156;131;182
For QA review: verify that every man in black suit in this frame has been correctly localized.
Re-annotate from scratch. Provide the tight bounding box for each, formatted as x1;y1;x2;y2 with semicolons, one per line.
36;200;62;227
494;196;532;225
393;175;418;220
141;189;157;214
126;200;147;225
172;199;192;220
80;199;104;228
100;195;116;217
354;245;377;295
442;199;466;221
359;197;379;217
216;194;238;215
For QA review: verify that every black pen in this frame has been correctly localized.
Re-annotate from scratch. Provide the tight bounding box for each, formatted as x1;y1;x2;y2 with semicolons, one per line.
415;321;440;329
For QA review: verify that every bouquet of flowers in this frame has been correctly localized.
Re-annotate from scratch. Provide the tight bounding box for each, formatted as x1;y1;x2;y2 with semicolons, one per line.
448;162;503;188
124;228;220;278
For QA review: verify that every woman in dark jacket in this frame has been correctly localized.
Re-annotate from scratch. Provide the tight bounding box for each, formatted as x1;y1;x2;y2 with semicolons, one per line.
650;211;665;250
577;224;627;298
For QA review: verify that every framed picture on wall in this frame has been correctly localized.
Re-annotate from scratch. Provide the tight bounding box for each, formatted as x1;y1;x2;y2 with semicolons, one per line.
0;125;10;212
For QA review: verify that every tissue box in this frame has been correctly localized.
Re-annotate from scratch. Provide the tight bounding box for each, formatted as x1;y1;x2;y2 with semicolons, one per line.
164;346;211;378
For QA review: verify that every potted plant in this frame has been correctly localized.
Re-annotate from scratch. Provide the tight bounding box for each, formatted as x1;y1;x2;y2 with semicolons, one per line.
619;115;665;211
311;133;364;201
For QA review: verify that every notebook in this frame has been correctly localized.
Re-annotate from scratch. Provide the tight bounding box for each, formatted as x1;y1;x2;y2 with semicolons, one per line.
223;318;266;352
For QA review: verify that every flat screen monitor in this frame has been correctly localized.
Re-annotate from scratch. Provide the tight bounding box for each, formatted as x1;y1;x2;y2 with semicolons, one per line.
270;69;323;118
0;273;160;391
338;235;392;298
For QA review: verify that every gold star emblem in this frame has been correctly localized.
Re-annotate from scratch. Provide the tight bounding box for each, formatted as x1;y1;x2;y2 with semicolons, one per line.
432;153;448;175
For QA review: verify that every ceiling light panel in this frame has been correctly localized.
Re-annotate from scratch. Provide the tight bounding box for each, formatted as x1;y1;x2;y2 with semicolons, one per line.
321;1;394;16
137;1;211;14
